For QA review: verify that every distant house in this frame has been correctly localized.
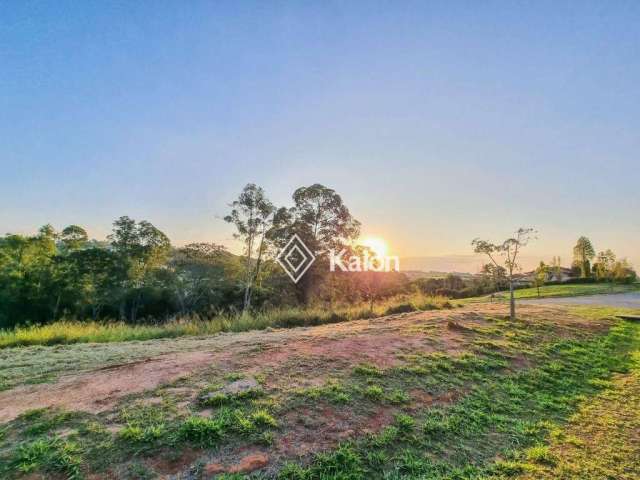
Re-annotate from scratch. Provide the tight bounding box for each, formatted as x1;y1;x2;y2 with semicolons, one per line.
514;266;576;286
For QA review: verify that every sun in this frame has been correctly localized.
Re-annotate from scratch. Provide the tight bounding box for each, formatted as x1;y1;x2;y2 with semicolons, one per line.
359;236;388;257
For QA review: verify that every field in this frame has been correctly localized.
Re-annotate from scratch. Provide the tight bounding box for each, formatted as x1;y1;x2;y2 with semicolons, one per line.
505;282;639;300
1;299;639;479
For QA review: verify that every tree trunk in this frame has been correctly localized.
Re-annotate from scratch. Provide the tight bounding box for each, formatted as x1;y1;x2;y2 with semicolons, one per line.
509;280;516;320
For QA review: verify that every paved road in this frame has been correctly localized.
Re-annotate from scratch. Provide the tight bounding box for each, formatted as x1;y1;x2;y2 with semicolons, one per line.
520;291;640;308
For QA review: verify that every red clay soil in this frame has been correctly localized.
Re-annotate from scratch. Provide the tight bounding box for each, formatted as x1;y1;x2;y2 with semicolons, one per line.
0;351;217;422
0;304;593;425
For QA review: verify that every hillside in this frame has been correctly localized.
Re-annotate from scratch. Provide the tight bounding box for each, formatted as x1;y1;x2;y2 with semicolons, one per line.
1;302;639;478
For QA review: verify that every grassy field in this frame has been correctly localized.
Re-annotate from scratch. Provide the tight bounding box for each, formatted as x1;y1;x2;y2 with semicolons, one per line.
460;282;640;304
0;303;639;479
0;294;453;349
509;282;639;300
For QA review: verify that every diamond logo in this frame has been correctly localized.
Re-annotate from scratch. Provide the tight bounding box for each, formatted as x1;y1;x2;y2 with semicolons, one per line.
276;234;316;283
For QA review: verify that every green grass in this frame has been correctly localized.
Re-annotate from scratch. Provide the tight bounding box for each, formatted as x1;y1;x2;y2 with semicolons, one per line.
276;320;640;479
510;282;639;300
502;350;640;479
0;294;453;349
2;305;637;478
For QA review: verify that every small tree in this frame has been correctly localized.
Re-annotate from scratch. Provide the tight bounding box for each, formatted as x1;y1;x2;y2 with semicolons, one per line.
613;258;637;284
533;261;549;298
472;228;535;320
480;263;507;293
594;249;616;288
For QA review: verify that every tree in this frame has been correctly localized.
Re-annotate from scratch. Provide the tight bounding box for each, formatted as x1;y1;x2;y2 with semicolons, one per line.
593;249;616;288
533;261;549;298
550;256;563;282
472;227;535;320
480;263;508;292
573;236;595;278
224;184;275;312
108;216;171;321
270;184;360;304
613;258;637;284
169;243;237;314
59;225;88;252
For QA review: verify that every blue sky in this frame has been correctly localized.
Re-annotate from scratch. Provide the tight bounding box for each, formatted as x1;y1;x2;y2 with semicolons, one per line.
1;1;639;270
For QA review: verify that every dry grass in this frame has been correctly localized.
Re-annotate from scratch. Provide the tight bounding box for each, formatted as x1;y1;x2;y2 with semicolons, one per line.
0;294;454;348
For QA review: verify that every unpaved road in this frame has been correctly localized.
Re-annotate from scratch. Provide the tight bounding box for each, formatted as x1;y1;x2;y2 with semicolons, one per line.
520;291;640;308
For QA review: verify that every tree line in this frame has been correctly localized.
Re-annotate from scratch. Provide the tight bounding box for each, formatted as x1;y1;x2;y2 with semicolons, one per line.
1;184;636;328
0;184;408;328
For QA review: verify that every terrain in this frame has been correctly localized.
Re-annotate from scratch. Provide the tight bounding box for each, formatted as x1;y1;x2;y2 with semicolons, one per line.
0;298;639;479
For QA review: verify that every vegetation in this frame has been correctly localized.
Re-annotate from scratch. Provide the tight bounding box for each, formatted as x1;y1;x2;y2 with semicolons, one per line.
472;227;536;320
1;304;638;478
573;236;596;278
0;293;453;348
508;282;640;300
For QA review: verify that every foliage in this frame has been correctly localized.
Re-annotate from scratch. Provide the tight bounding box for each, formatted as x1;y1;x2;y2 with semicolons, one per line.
573;236;596;278
472;227;536;319
0;293;453;348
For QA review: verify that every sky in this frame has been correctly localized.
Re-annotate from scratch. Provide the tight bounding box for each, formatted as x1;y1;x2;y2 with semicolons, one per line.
1;1;639;272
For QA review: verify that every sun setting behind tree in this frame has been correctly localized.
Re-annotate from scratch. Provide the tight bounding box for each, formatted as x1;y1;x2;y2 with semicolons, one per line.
0;2;639;479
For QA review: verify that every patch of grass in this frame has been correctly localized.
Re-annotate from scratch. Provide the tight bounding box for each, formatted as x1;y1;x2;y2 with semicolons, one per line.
119;424;166;444
200;386;263;407
524;444;557;465
176;416;226;447
394;413;415;433
251;409;278;428
274;320;640;479
0;294;452;348
387;389;410;404
353;363;384;377
364;385;384;400
11;437;83;479
297;380;352;404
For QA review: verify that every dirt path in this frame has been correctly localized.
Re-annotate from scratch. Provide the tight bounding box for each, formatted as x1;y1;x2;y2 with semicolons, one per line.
0;303;591;423
0;351;219;423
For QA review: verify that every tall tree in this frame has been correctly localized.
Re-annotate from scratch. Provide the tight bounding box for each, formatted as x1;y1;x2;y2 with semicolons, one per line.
108;216;171;321
271;184;360;304
472;227;535;320
224;184;275;312
59;225;88;252
573;236;595;278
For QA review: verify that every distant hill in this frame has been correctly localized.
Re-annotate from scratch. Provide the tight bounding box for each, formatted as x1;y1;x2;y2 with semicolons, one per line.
400;254;549;275
402;270;477;281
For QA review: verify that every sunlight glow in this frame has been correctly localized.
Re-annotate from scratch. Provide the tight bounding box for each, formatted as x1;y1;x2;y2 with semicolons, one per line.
359;237;388;258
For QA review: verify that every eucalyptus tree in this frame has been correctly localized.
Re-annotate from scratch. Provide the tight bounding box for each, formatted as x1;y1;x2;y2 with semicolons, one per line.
225;184;275;311
270;184;361;304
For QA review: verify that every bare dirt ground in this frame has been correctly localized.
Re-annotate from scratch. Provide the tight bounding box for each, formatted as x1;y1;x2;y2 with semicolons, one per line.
0;303;600;424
